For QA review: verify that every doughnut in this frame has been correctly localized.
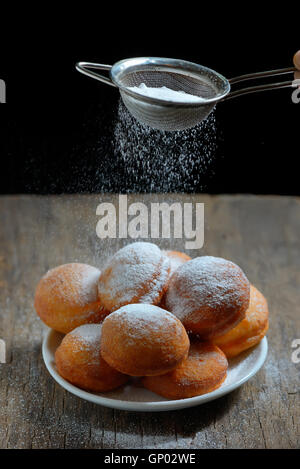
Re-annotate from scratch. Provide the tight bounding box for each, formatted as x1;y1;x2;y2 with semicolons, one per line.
100;304;190;376
35;263;109;334
213;285;269;357
159;250;191;309
162;250;192;276
164;256;250;339
98;242;170;312
55;324;129;392
142;342;228;399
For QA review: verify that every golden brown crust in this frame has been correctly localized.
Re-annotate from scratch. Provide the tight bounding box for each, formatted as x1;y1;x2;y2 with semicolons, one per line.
164;256;250;339
34;263;109;334
100;304;190;377
213;285;269;357
142;341;228;399
55;324;129;392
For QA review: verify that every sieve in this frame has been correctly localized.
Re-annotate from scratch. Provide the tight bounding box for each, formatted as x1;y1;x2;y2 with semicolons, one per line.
76;57;297;131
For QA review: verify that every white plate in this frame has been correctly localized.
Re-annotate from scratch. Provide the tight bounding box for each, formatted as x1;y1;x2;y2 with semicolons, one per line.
42;329;268;412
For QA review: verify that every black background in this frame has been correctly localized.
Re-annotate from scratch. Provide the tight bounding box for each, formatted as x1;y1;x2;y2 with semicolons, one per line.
0;10;298;194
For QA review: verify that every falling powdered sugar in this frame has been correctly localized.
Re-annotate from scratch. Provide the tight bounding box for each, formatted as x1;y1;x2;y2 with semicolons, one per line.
110;100;218;192
57;98;219;193
23;93;220;193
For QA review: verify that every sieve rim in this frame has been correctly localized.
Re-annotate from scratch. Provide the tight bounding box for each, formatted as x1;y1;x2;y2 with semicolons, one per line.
109;57;231;108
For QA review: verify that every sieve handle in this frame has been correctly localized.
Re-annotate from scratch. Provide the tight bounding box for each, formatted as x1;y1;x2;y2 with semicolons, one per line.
225;67;297;100
229;67;297;84
75;62;117;87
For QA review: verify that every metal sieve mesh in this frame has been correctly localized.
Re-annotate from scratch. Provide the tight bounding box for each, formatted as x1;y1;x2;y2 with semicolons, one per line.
120;91;216;131
111;60;230;131
118;71;218;98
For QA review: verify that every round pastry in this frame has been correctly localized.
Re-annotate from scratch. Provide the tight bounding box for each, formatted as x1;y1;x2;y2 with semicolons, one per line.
164;256;250;339
100;304;190;376
35;263;109;334
163;250;192;276
55;324;129;392
213;285;269;357
98;242;170;312
160;250;191;309
142;342;228;399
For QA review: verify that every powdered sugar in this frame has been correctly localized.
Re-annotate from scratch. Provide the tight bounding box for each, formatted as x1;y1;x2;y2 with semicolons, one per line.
79;266;101;303
98;242;170;309
128;83;206;103
168;257;184;274
43;263;100;307
109;304;181;337
69;323;102;358
163;251;191;276
165;256;250;324
71;323;102;342
109;100;218;193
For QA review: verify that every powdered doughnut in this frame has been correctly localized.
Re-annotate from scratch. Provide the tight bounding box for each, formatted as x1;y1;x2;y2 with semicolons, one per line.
164;256;250;339
35;263;109;334
98;242;170;312
213;285;269;357
163;250;192;275
100;304;190;376
142;342;228;399
55;324;129;392
160;250;191;309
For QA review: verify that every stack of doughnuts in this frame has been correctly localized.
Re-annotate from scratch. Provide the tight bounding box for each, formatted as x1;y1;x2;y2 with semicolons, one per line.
35;242;269;399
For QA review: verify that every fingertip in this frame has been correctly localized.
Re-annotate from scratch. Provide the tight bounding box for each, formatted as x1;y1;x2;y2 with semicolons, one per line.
293;50;300;69
294;71;300;81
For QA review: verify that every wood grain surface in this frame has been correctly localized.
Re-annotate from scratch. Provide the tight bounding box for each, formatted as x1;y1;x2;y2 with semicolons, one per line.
0;194;299;449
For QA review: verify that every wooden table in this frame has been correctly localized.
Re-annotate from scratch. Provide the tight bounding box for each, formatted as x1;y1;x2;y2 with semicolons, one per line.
0;194;299;449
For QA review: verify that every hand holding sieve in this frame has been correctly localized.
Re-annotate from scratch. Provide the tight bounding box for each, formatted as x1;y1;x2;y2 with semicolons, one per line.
76;57;297;131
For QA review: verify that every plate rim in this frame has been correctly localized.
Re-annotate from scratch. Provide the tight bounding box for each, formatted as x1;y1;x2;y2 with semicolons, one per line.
42;328;268;412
